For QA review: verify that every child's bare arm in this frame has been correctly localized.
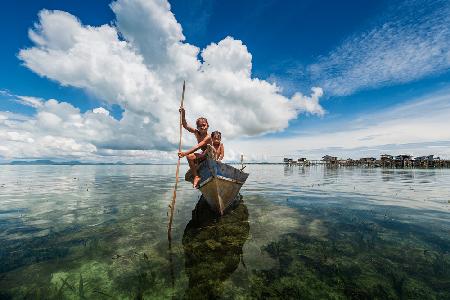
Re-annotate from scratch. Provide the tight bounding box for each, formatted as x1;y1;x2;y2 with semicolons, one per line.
178;135;211;157
179;108;196;133
218;144;224;161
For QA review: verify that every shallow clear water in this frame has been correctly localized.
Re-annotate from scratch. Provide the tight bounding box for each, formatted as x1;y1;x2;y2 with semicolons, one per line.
0;165;449;299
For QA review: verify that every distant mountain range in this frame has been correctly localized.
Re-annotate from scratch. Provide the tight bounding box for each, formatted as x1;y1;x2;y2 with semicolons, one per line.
0;160;278;165
1;160;155;165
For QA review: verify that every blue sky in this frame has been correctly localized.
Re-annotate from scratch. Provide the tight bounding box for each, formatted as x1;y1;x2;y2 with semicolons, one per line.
0;0;449;162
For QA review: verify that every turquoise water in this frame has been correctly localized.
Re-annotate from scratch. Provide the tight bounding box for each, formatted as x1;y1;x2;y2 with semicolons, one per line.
0;165;449;299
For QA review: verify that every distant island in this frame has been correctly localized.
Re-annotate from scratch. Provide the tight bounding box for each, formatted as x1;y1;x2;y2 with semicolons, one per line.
1;160;170;165
0;160;278;166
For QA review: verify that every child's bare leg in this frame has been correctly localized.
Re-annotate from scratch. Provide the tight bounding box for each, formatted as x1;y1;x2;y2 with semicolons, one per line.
186;153;200;188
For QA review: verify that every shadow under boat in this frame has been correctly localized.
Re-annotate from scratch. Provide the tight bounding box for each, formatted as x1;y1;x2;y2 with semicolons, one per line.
182;196;250;299
185;157;249;215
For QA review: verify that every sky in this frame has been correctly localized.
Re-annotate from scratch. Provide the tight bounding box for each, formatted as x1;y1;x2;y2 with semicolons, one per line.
0;0;449;163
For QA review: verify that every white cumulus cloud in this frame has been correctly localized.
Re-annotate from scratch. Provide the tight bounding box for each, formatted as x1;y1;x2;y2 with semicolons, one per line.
12;0;323;161
92;107;110;116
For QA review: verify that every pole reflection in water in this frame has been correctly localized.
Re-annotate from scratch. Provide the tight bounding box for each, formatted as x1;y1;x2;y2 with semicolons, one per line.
182;196;250;299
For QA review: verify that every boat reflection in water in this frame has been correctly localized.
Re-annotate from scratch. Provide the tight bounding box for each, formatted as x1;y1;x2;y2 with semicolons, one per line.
182;195;249;299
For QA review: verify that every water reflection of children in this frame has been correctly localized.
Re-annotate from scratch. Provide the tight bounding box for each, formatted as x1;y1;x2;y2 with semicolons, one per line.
183;197;249;299
211;131;224;161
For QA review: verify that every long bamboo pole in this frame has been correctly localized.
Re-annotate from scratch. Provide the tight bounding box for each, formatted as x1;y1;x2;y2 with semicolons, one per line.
168;80;185;241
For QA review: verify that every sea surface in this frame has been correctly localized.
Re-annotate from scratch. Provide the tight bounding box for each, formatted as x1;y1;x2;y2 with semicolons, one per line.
0;165;449;299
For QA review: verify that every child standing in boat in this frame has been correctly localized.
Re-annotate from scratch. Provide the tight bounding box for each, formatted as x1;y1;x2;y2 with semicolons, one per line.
178;108;212;188
211;131;224;161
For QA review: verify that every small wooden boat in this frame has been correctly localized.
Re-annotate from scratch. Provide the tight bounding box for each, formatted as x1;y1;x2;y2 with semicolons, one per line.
185;153;249;215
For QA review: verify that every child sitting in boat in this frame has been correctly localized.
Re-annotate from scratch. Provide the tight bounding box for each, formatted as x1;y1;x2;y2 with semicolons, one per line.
178;108;212;188
211;131;224;161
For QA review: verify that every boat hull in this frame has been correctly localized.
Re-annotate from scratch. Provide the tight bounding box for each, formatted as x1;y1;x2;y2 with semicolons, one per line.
186;159;249;215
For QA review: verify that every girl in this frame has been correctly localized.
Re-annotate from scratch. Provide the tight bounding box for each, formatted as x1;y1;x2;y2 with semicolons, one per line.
211;131;224;161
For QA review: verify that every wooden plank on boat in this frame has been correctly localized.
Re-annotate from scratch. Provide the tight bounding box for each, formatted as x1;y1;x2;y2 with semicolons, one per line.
199;177;243;214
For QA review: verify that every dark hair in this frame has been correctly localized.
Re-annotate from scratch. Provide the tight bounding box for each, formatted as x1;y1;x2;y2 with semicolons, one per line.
196;117;208;127
211;131;221;138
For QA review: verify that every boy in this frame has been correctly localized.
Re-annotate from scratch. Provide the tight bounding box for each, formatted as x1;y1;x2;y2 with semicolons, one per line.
178;108;212;188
